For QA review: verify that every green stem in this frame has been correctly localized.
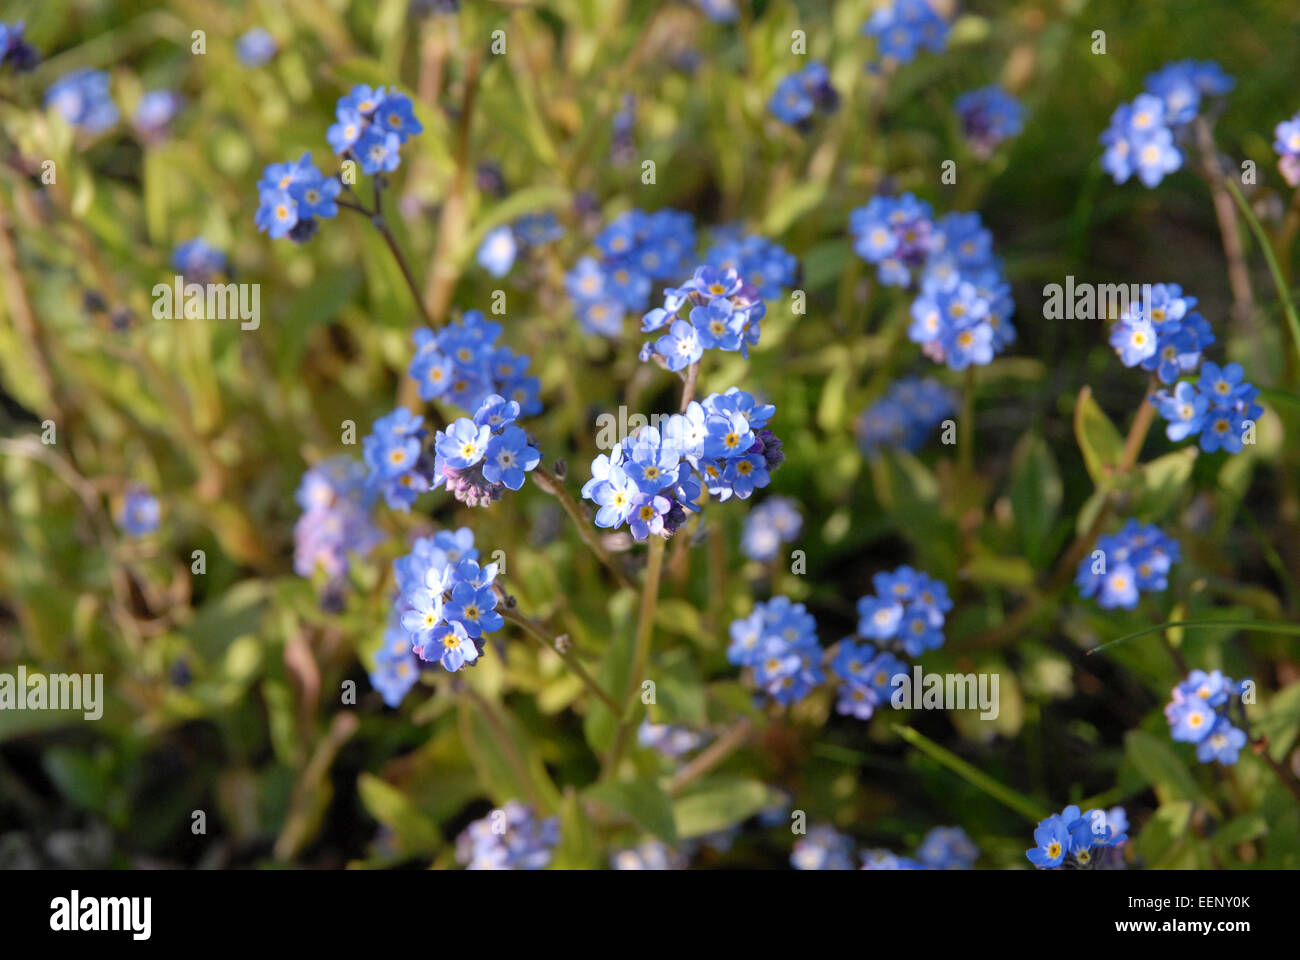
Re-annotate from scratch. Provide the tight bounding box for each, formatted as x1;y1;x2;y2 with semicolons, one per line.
532;466;633;591
1087;619;1300;657
1224;176;1300;364
603;535;666;779
892;724;1047;822
499;607;620;712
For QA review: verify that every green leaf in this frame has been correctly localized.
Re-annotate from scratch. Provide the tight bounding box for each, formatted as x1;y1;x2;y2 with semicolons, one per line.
356;773;443;854
1008;431;1062;564
1255;681;1300;760
1124;730;1213;812
671;777;778;839
584;778;678;845
583;589;637;754
1136;800;1193;867
552;788;601;869
1073;386;1124;486
1132;447;1196;520
892;725;1046;821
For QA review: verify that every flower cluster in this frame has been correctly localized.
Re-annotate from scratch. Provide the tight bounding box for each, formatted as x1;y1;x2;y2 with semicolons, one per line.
293;456;383;581
1027;804;1128;869
794;824;978;870
172;238;228;282
430;396;542;508
954;85;1025;158
791;826;856;870
639;266;767;369
1106;282;1261;454
389;526;503;673
856;565;952;658
769;62;839;127
119;487;160;537
566;208;696;337
583;388;783;540
638;720;705;759
863;0;949;64
407;310;541;416
611;839;688;870
823;567;951;719
475;211;567;278
254;152;340;242
455;801;560;870
255;84;421;242
740;495;802;562
370;616;421;708
1154;362;1264;455
1108;283;1213;382
1075;519;1179;610
0;21;40;72
327;84;423;166
855;376;954;459
361;407;435;511
1100;60;1234;188
850;196;1016;369
46;69;118;133
704;232;798;301
728;596;823;706
1165;670;1251;765
1273;110;1300;186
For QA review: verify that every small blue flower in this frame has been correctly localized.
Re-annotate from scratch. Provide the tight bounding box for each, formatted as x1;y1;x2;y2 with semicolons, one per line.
1196;717;1248;764
356;126;402;175
435;418;491;469
374;91;423;142
1026;814;1071;868
326;108;364;155
119;487;160;536
482;425;540;491
954;85;1025;157
46;69;118;133
236;28;277;67
444;580;503;639
477;225;517;277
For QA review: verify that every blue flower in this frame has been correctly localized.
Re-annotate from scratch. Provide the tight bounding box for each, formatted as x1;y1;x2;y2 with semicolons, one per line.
1274;111;1300;185
591;464;640;529
482;425;540;490
856;377;954;459
477;225;518;278
954;85;1025;157
916;826;979;869
864;0;949;64
327;108;364;155
370;645;419;708
46;69;119;133
294;457;382;582
1167;697;1217;743
428;621;477;671
400;588;445;651
792;826;856;870
133;90;183;138
1196;717;1248;764
0;21;40;72
729;596;823;707
1076;521;1179;609
373;91;423;142
119;487;160;536
339;84;386;117
356;126;402;174
172;238;228;281
435;418;491;469
655;317;704;371
740;496;802;561
1109;313;1157;366
236;28;277;67
1026;814;1071;868
456;801;560;870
